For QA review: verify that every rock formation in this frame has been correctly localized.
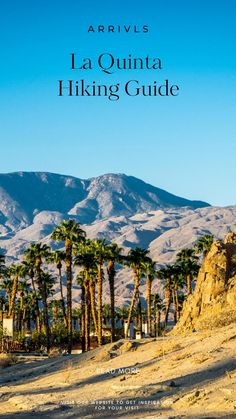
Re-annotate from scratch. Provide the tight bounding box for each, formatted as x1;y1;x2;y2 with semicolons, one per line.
174;231;236;332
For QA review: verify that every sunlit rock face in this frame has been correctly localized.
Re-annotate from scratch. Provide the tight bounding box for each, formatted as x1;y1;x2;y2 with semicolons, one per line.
174;231;236;333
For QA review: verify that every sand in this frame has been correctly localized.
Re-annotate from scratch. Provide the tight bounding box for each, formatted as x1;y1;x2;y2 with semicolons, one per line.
0;323;236;418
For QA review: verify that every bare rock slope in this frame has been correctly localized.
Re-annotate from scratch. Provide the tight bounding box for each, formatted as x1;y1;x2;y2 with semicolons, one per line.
174;231;236;333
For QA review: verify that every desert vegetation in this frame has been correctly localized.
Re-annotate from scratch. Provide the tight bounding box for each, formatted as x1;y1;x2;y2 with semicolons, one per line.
0;219;213;355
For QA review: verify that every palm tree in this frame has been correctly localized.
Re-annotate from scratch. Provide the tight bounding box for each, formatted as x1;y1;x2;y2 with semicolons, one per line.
22;257;42;334
176;248;199;296
0;295;6;324
74;240;98;338
194;235;214;258
17;278;29;334
170;264;185;323
141;260;156;336
157;265;174;329
0;254;6;278
76;272;86;352
41;271;55;347
151;293;164;336
0;276;13;315
51;219;86;353
8;263;25;318
106;243;124;342
52;250;67;325
91;239;109;346
125;247;151;338
24;243;52;352
26;290;39;332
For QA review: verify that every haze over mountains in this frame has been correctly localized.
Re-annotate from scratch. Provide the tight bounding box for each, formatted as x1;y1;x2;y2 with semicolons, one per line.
0;171;235;304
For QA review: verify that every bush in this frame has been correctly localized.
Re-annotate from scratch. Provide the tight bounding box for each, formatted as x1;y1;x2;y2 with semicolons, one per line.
0;353;18;368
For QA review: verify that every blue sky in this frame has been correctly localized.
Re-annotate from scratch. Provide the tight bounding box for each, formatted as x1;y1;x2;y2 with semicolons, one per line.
0;0;236;206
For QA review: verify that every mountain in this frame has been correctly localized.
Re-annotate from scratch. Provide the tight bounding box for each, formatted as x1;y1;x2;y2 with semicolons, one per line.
0;171;209;236
2;171;236;305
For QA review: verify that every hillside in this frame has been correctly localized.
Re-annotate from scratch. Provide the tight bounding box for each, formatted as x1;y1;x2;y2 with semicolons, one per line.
0;323;235;418
0;171;209;234
0;172;236;305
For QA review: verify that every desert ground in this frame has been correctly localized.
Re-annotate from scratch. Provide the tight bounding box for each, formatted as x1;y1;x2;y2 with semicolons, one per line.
0;324;236;419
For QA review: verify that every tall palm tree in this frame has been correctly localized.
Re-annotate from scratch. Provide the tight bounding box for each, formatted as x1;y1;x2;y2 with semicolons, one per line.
52;250;67;325
24;243;52;352
76;272;86;352
0;276;13;315
74;243;97;351
51;219;86;353
170;264;185;323
141;260;156;336
106;243;124;342
22;257;42;334
194;235;214;258
8;263;25;318
91;239;109;346
125;247;151;339
74;240;98;336
157;265;174;329
41;271;55;347
152;293;164;337
176;248;199;296
17;278;29;334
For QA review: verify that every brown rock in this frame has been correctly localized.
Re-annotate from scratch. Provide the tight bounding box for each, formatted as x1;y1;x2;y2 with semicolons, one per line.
173;233;236;333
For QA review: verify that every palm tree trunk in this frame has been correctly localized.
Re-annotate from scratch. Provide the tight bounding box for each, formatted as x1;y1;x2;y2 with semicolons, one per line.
174;284;180;321
36;262;50;353
137;297;142;334
171;289;175;323
65;239;73;354
153;297;157;337
157;311;161;336
97;263;103;346
58;267;67;326
81;284;86;353
107;261;115;342
89;276;98;336
8;274;19;318
85;283;91;351
146;275;152;336
40;276;50;352
125;270;139;339
30;273;41;334
19;293;24;334
164;279;171;329
26;308;31;334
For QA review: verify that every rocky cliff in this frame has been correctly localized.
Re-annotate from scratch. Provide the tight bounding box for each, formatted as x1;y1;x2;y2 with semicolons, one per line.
174;231;236;332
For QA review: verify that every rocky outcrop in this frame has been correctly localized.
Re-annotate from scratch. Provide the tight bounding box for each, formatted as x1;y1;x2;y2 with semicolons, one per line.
173;231;236;333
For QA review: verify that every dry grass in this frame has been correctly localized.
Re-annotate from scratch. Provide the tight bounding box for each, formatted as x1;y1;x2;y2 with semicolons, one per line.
156;342;183;358
172;351;192;361
0;353;18;368
191;353;211;364
118;341;138;353
62;360;73;383
48;346;63;358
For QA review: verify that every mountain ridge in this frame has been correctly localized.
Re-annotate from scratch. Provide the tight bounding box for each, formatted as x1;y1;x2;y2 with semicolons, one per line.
0;171;236;305
0;171;210;230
